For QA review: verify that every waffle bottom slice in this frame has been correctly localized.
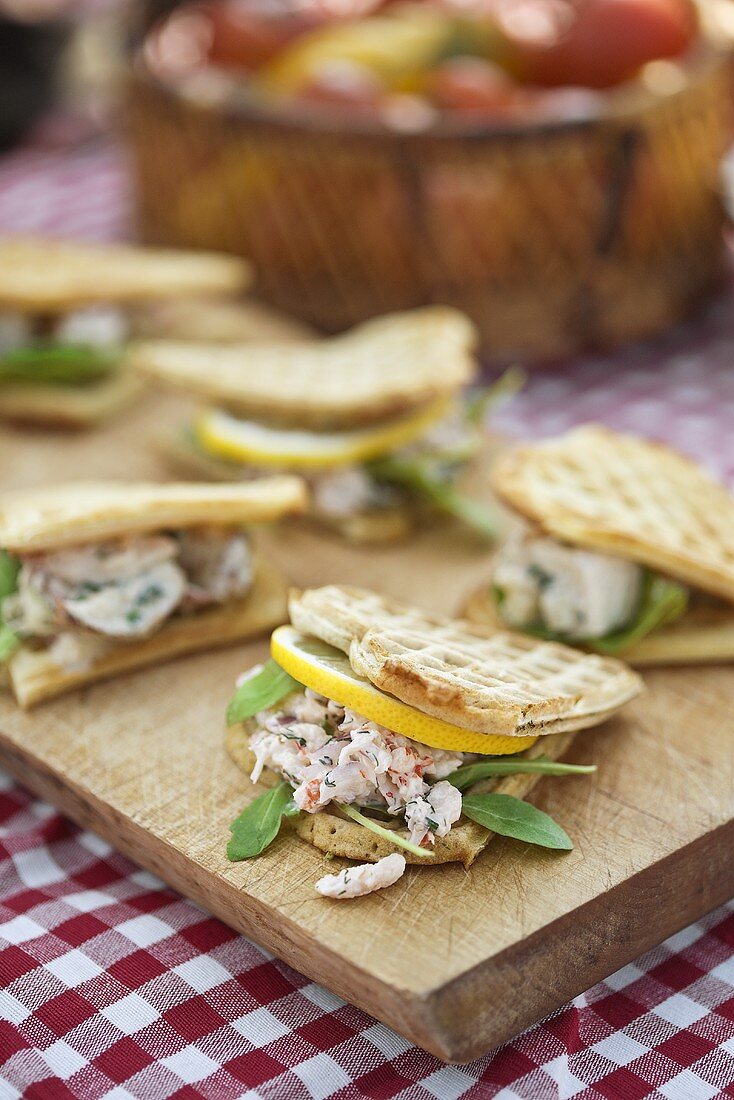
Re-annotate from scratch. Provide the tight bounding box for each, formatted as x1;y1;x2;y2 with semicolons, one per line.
7;558;288;709
0;372;145;429
463;584;734;666
227;725;576;867
131;306;478;430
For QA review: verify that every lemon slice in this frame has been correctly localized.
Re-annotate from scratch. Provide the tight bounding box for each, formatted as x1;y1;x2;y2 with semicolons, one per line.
195;398;450;469
260;13;449;96
271;626;537;756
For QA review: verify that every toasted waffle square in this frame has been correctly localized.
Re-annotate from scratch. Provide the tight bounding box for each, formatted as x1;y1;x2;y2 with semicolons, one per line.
289;586;642;737
0;238;250;312
491;425;734;603
0;478;308;552
132;297;316;344
0;371;144;429
130;306;478;429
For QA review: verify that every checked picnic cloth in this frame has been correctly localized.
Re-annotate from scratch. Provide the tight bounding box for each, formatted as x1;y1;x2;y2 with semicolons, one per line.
1;118;734;1100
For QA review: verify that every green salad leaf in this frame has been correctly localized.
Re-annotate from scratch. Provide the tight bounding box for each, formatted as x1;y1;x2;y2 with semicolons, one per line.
589;574;689;654
0;550;19;601
226;659;301;726
461;792;573;850
0;344;119;387
447;755;596;792
0;624;18;662
369;454;498;540
494;571;688;655
0;550;20;664
465;365;526;426
365;366;522;538
227;782;300;860
337;802;432;859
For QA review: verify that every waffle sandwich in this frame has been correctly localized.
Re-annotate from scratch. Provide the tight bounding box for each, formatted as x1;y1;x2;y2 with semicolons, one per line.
464;425;734;665
0;238;250;428
224;585;641;897
0;478;307;708
130;307;500;543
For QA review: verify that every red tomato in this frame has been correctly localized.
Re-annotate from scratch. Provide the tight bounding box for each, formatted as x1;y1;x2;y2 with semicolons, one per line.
207;1;316;71
428;56;519;114
503;0;698;89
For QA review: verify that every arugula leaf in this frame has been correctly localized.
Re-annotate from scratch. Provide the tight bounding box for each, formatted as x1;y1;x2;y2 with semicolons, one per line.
338;802;432;859
0;550;20;664
227;782;300;860
226;659;301;726
590;574;688;654
0;550;19;601
367;365;519;538
461;792;573;849
0;624;18;662
494;571;688;655
368;454;498;540
0;344;119;387
447;755;596;791
465;365;526;426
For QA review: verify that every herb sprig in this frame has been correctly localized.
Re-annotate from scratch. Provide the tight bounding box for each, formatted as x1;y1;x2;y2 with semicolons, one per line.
368;453;499;540
448;755;596;792
338;802;432;859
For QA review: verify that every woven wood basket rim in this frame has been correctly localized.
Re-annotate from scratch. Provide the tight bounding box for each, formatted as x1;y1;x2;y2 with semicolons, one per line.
133;30;732;146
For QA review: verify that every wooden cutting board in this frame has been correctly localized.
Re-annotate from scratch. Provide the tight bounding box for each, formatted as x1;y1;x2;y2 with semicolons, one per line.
0;395;732;1063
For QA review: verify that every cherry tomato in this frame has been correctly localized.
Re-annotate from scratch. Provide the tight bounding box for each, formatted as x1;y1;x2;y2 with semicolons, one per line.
502;0;698;89
207;1;317;71
428;56;519;114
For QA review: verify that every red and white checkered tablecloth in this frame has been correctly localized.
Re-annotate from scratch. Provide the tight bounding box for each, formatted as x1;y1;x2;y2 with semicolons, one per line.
1;119;733;1100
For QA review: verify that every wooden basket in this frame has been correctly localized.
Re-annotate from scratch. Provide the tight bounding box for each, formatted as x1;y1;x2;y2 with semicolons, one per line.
126;40;733;360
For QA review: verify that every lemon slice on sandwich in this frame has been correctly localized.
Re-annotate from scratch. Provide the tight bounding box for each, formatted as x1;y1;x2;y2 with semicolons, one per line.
195;397;451;469
271;626;537;756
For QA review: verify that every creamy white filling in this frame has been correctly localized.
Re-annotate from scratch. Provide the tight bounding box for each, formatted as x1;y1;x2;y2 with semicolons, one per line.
494;524;643;640
310;466;396;519
178;528;253;604
62;561;186;638
54;307;129;347
0;313;31;355
39;537;178;586
0;307;128;358
5;528;253;669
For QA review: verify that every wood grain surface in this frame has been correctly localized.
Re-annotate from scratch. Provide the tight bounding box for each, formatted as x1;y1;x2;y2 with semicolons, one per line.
0;393;732;1062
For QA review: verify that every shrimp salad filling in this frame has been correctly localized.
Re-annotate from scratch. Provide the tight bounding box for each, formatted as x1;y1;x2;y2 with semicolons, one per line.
248;687;465;849
227;645;600;899
0;527;253;672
